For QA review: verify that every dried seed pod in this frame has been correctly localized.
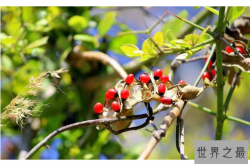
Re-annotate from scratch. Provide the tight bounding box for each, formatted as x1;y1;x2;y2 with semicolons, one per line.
168;84;204;100
222;50;250;73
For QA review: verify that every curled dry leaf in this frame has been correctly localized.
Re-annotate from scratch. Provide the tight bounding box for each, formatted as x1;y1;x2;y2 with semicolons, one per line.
233;15;250;35
224;27;249;45
222;50;250;73
227;67;240;86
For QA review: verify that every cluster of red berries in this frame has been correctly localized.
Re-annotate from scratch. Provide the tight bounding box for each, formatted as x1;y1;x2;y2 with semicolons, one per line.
225;45;243;54
202;57;216;82
94;74;134;114
94;69;184;114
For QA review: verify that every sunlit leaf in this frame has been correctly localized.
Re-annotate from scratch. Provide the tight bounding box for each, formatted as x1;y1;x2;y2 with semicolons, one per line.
98;11;117;37
193;6;200;9
170;39;191;49
120;44;142;57
184;33;200;46
166;29;176;42
228;7;246;21
162;43;177;49
140;54;157;61
24;36;49;51
153;31;164;47
204;7;219;15
142;39;156;54
110;34;137;54
68;15;88;32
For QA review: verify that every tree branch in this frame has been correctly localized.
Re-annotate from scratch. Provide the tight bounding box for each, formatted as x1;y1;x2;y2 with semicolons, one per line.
138;99;184;160
72;47;128;79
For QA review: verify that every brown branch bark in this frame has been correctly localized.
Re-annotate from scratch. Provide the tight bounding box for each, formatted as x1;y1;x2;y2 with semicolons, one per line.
138;99;184;159
72;46;128;79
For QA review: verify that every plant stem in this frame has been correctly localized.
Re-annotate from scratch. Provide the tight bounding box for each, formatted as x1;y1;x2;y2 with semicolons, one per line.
168;11;214;36
188;101;217;116
188;101;250;126
215;7;226;140
194;44;216;87
178;9;213;38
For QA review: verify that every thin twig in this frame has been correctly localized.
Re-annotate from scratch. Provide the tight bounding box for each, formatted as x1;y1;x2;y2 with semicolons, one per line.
24;114;148;159
223;70;242;113
180;118;188;160
171;55;209;73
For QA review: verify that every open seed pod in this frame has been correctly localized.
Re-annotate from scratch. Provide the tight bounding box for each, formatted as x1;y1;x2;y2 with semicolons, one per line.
222;50;250;73
97;75;155;131
168;83;204;100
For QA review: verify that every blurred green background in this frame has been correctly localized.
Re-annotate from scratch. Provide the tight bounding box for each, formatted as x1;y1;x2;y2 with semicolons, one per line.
1;6;250;159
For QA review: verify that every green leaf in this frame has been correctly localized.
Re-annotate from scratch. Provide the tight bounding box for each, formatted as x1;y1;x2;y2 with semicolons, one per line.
204;7;219;15
5;19;24;39
227;7;246;21
74;34;95;42
162;43;177;49
193;6;200;9
166;29;176;43
184;33;200;46
140;54;156;61
161;10;188;42
68;16;88;33
110;34;137;54
142;39;156;54
120;44;142;58
170;39;191;49
98;11;117;37
153;31;164;47
24;36;49;51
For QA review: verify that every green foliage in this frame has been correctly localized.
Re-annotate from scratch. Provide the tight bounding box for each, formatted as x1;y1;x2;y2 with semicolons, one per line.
204;7;219;15
68;16;88;32
97;11;117;37
227;7;246;21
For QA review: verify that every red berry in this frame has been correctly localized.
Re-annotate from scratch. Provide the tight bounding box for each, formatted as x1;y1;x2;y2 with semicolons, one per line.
139;73;151;84
106;89;118;100
158;83;166;95
121;89;129;100
235;47;244;54
154;69;163;80
160;97;172;105
178;80;186;84
125;74;134;85
211;69;216;77
94;102;103;114
202;71;211;81
225;46;234;54
205;58;213;68
161;75;169;83
105;92;113;100
112;101;120;112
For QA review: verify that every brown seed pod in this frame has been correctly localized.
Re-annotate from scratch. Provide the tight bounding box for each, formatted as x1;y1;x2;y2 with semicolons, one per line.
97;75;155;131
168;83;204;100
222;50;250;73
